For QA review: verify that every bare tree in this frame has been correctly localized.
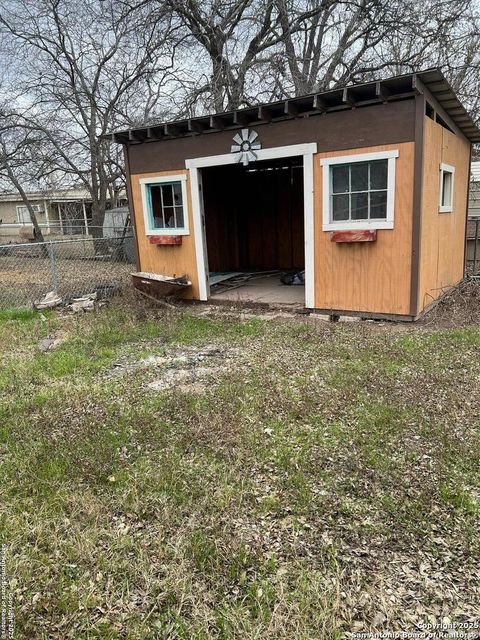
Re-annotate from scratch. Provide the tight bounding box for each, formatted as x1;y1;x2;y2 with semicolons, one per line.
0;110;48;243
1;0;479;242
164;0;479;119
163;0;291;112
0;0;177;243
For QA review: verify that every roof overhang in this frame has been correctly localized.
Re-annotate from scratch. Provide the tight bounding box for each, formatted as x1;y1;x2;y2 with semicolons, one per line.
109;68;480;145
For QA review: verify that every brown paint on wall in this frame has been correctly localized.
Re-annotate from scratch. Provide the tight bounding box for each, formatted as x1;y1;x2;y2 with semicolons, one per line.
129;169;200;299
128;101;415;174
417;118;470;313
409;94;425;316
314;142;415;315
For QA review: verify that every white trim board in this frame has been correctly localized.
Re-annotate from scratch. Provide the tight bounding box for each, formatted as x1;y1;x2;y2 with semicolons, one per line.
439;162;455;213
186;142;318;307
186;143;317;169
320;149;398;231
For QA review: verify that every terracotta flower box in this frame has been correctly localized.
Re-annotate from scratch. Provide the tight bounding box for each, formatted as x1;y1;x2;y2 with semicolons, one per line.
330;230;377;243
148;235;182;245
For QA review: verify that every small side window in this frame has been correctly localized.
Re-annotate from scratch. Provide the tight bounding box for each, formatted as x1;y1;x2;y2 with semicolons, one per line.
439;164;455;213
140;175;189;235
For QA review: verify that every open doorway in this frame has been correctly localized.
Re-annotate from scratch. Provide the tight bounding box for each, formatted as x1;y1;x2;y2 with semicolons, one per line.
201;156;305;306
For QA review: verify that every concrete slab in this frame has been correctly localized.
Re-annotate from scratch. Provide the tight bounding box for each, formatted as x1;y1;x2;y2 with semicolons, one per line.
210;275;305;305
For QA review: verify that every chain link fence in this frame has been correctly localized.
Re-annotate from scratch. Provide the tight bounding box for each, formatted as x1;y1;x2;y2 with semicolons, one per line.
467;217;480;277
0;236;136;309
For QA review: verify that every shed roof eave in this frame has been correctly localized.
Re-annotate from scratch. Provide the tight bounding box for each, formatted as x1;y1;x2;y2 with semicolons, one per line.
108;68;480;145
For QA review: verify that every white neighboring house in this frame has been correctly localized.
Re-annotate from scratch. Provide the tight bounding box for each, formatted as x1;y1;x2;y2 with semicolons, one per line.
466;162;480;265
0;187;127;242
469;161;480;217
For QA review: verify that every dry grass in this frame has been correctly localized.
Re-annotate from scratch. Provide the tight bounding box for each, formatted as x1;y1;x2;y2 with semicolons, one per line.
0;288;479;638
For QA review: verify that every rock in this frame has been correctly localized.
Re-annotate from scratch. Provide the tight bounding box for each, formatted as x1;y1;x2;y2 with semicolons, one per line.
38;335;65;352
68;293;97;313
34;291;62;310
38;337;56;352
138;355;167;367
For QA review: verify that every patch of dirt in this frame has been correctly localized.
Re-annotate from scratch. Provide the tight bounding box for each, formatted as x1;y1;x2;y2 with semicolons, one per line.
105;343;240;393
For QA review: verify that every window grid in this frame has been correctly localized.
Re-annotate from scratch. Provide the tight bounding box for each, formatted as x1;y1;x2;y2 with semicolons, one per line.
148;181;185;231
330;161;388;222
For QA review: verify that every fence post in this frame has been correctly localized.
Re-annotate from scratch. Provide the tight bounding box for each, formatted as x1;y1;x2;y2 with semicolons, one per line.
47;242;57;293
474;219;479;276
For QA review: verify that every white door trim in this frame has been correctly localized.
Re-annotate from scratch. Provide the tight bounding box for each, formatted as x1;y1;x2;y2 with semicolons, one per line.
189;167;209;301
186;142;318;306
303;151;315;308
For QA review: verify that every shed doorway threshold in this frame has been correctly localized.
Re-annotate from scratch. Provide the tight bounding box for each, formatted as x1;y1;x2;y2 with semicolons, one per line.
209;272;305;308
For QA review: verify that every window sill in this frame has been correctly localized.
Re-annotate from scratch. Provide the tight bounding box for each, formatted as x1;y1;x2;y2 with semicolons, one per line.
439;207;453;214
145;229;190;237
323;220;394;232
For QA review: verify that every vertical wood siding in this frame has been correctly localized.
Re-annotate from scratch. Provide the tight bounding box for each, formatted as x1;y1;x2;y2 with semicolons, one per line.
417;119;470;313
129;169;200;299
313;142;415;315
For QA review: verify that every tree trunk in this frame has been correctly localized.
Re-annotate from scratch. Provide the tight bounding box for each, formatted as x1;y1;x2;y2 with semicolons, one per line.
2;157;46;244
90;200;106;254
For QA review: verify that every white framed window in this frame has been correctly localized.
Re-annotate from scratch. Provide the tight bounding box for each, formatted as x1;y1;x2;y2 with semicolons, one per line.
439;163;455;213
321;150;398;231
16;204;41;224
139;174;189;236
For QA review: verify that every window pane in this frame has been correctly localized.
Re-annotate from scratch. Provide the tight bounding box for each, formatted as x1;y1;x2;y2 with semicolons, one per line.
161;184;174;207
370;191;387;219
370;160;388;190
442;171;452;207
173;182;183;206
351;163;368;192
331;165;349;193
150;186;165;228
351;192;368;219
163;207;176;228
332;194;349;221
175;206;184;228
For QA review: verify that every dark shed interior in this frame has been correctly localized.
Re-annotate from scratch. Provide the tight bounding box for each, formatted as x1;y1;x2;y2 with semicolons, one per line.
202;157;304;273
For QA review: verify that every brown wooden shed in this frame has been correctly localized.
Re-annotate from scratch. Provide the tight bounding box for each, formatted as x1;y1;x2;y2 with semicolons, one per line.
112;69;480;320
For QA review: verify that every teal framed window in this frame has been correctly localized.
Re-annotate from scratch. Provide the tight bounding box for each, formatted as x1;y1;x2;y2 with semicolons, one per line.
140;175;189;235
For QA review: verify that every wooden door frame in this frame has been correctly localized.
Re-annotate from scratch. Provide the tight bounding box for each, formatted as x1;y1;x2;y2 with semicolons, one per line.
186;142;317;307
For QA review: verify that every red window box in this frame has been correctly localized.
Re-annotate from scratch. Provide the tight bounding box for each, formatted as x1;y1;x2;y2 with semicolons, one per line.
148;235;183;245
330;230;377;243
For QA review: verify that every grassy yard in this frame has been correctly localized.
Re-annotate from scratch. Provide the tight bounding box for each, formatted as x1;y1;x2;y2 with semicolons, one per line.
0;295;479;638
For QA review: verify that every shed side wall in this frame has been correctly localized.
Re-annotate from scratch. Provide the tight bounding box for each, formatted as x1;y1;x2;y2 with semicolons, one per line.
417;118;470;313
314;142;415;315
129;169;200;299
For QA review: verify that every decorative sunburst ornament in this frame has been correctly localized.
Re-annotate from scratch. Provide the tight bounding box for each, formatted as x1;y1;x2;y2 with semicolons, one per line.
231;129;261;166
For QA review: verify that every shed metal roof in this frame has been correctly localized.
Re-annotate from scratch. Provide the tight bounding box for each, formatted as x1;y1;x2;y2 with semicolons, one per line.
111;68;480;145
